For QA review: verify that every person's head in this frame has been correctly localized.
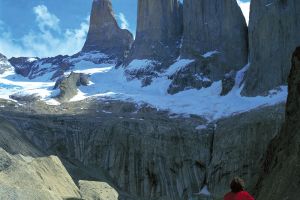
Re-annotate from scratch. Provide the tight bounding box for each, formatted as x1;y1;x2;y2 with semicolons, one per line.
230;177;245;193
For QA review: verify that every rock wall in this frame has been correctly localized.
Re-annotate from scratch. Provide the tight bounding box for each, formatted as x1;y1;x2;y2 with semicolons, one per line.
4;107;212;200
208;104;285;199
254;47;300;200
242;0;300;96
82;0;133;59
2;99;285;200
181;0;248;71
127;0;182;64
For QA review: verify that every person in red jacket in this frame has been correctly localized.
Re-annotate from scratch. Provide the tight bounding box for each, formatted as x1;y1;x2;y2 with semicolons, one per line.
224;177;255;200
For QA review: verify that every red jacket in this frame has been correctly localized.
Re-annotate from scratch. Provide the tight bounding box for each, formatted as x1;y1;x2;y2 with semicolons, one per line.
224;191;255;200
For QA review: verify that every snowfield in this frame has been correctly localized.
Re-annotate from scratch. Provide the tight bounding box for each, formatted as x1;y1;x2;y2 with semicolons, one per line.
0;56;287;121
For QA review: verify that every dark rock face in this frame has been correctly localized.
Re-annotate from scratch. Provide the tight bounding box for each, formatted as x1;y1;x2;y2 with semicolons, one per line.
55;72;90;102
167;60;213;95
242;0;300;96
255;47;300;200
208;105;285;199
9;52;114;81
181;0;248;71
127;0;183;64
82;0;133;59
220;71;236;96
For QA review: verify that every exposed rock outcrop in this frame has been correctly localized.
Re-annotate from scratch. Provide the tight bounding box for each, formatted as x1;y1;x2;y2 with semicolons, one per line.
255;47;300;200
0;53;13;74
126;0;183;64
82;0;133;59
0;148;81;200
242;0;300;96
181;0;248;71
54;72;90;102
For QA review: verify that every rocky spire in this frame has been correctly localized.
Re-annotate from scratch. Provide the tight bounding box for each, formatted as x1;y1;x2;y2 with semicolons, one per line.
82;0;133;59
180;0;248;71
126;0;183;64
242;0;300;96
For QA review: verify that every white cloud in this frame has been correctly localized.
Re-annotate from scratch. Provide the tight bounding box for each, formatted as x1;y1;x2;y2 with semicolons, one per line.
117;12;129;30
33;5;60;32
237;0;250;25
0;5;89;58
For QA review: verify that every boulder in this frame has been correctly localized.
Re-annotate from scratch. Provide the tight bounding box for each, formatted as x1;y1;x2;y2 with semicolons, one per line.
181;0;248;71
82;0;133;59
242;0;300;96
79;180;119;200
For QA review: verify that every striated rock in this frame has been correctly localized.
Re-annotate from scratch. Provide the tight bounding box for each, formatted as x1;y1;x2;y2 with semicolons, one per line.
242;0;300;96
126;0;183;64
55;72;90;102
0;117;41;156
181;0;248;71
255;47;300;200
0;148;81;200
208;104;285;199
7;108;212;200
82;0;133;59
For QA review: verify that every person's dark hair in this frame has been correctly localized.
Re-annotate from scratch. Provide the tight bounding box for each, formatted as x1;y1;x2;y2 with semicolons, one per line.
230;177;245;193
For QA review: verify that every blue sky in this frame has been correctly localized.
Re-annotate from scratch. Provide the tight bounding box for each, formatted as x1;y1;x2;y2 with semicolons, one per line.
0;0;249;58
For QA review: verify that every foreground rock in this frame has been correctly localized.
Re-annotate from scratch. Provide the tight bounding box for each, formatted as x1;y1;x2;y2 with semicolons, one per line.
255;47;300;200
242;0;300;96
0;148;81;200
79;180;119;200
82;0;133;59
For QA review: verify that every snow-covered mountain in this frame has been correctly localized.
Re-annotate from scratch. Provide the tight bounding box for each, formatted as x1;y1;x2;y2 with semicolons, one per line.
0;0;291;121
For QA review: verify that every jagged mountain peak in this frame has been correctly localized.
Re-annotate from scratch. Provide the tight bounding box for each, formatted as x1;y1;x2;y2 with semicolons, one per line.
82;0;133;59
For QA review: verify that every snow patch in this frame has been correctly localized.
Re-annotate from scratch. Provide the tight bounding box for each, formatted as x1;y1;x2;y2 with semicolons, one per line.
126;59;159;71
164;59;194;76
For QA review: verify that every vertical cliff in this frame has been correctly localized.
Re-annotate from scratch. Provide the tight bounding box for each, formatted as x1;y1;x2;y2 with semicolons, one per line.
181;0;248;71
242;0;300;96
82;0;133;59
255;47;300;200
127;0;183;64
167;0;248;95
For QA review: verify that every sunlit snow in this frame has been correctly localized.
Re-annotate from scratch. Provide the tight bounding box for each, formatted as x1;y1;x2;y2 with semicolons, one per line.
0;56;287;121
